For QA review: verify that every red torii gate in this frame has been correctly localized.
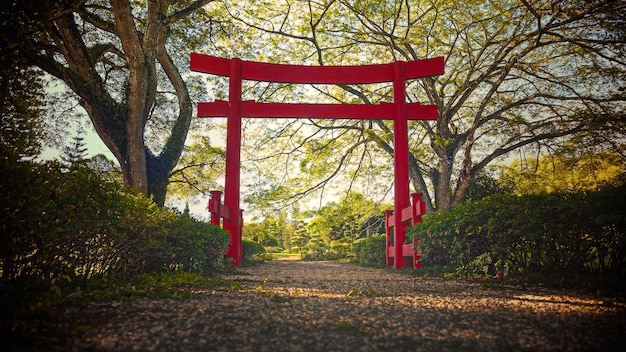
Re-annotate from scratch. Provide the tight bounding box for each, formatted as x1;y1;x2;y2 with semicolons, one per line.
190;53;444;268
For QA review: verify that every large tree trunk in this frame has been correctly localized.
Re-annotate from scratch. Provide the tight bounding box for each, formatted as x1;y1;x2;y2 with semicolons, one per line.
14;0;205;206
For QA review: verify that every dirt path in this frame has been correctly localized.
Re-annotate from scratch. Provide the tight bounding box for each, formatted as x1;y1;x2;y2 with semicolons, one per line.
59;260;625;351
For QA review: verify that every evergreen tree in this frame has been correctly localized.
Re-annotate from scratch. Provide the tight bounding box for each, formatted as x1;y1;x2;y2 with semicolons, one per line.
290;222;309;249
307;232;325;248
61;131;88;167
182;203;191;218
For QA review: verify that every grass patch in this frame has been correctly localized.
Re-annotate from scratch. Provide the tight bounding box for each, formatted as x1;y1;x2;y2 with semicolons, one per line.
346;287;379;297
266;252;301;259
336;320;368;336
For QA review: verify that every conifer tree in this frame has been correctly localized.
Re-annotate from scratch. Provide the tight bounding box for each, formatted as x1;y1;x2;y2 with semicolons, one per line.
61;131;88;167
290;222;309;249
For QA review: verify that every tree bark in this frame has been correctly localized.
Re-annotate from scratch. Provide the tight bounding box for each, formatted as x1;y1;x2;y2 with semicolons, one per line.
14;1;210;206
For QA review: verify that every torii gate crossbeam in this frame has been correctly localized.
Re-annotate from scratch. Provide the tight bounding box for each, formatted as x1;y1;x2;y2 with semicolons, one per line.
190;53;444;268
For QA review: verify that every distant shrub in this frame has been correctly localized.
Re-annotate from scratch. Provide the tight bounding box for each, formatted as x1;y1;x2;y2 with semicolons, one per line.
330;240;352;257
241;239;265;266
301;246;326;261
352;235;386;267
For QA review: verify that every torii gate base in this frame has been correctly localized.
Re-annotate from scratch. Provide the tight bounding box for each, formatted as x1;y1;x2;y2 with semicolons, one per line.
386;192;427;269
191;53;443;268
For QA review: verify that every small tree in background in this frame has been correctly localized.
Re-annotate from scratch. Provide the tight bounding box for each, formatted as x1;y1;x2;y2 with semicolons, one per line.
290;222;309;253
307;232;326;248
61;130;88;168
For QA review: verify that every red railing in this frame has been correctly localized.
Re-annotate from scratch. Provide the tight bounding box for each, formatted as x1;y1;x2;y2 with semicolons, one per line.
208;190;243;263
386;192;426;269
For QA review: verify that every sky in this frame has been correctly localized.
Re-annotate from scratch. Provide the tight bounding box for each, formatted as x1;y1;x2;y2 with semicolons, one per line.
39;125;214;219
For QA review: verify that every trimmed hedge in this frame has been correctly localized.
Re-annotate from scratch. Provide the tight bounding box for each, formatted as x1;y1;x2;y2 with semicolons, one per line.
0;160;230;285
408;186;626;288
353;234;386;267
241;239;265;266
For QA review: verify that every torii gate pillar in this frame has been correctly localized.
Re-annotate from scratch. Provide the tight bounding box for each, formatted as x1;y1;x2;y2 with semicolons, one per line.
392;61;410;268
223;58;242;263
191;53;444;268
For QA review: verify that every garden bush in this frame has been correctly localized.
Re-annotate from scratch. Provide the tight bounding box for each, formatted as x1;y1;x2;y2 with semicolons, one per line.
352;235;386;267
301;246;328;261
408;186;626;288
0;159;230;286
241;239;265;266
263;246;284;253
301;246;345;261
330;240;352;258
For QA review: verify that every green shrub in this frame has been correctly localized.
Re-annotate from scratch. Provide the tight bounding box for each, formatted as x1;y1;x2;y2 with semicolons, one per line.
0;159;230;285
138;209;231;274
352;235;386;267
301;247;324;261
241;239;265;266
409;186;626;288
330;240;352;257
256;253;277;261
263;246;284;253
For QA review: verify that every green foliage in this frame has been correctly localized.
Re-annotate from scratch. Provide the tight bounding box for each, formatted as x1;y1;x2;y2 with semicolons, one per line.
220;0;625;213
0;159;230;286
462;169;515;202
150;209;231;273
352;235;387;268
499;151;626;195
242;213;294;250
410;186;626;289
78;272;232;302
167;135;225;201
307;192;384;241
301;246;332;261
4;1;223;206
242;222;279;247
330;240;352;258
0;64;45;162
290;222;309;248
241;239;265;266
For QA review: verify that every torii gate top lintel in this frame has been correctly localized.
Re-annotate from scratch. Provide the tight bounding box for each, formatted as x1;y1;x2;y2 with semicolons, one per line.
190;52;444;268
190;52;444;85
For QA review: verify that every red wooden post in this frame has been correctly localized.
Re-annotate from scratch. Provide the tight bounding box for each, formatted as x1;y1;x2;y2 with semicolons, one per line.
224;58;243;267
413;192;426;223
411;192;425;269
385;209;393;266
209;190;222;226
393;60;410;270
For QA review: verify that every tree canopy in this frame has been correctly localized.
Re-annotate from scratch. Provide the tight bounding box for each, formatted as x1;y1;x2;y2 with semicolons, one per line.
499;150;626;195
213;0;625;211
3;0;624;213
2;0;221;206
0;64;46;163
